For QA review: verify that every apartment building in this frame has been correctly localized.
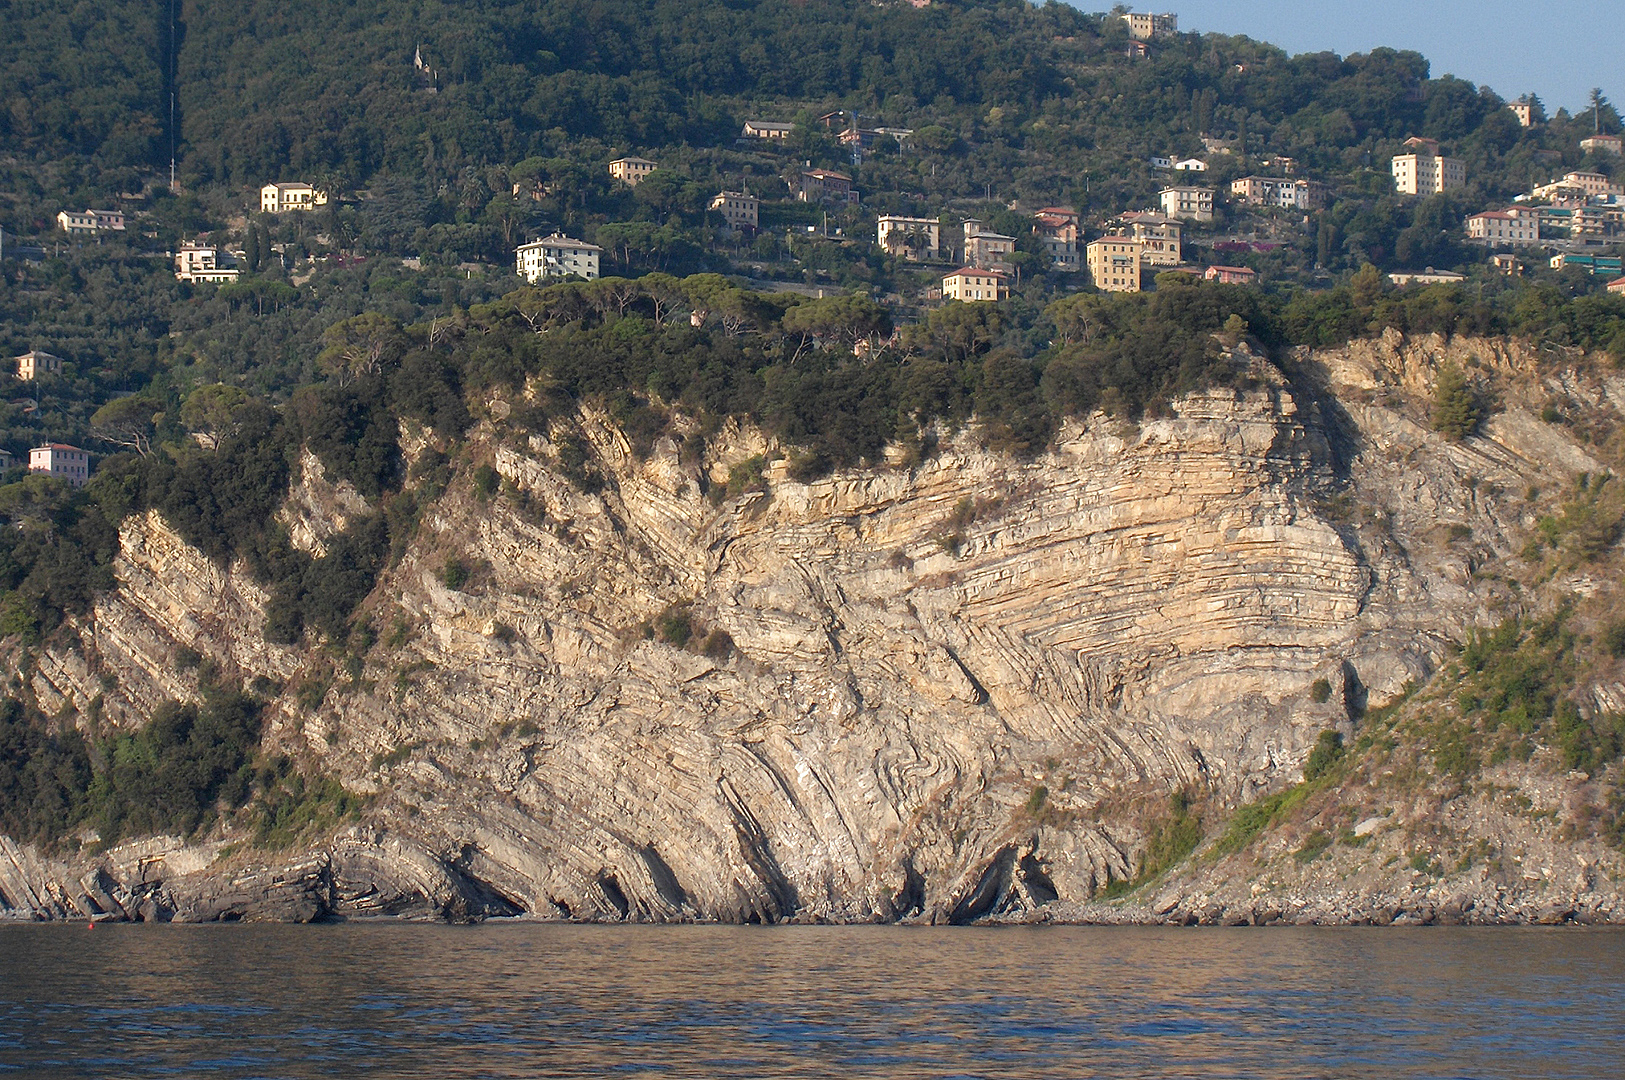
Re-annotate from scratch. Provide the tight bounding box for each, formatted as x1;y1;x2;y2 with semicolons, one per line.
175;242;242;283
1533;171;1622;200
608;157;657;186
1158;186;1214;222
14;350;62;380
1121;12;1177;38
942;268;1008;302
260;183;327;213
877;216;941;261
1231;175;1326;210
56;209;125;234
29;444;91;487
515;234;602;282
1087;238;1144;292
1121;214;1183;265
1391;150;1465;196
1551;253;1625;276
709;192;760;230
1465;209;1542;247
1032;207;1079;271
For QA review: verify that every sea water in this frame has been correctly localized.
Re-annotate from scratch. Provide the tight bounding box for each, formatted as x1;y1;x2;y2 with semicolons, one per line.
1;923;1621;1078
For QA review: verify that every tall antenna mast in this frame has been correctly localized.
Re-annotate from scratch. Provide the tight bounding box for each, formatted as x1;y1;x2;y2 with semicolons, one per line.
169;0;177;189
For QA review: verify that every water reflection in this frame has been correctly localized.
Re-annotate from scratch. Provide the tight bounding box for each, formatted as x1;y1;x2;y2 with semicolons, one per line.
1;924;1621;1078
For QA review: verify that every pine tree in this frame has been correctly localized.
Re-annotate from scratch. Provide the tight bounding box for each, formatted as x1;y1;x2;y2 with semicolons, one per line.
1431;363;1479;440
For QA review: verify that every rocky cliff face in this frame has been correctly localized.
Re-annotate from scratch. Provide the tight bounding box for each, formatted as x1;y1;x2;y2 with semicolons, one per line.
5;334;1624;924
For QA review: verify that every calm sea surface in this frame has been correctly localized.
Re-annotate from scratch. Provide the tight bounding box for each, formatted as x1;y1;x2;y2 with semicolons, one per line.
0;923;1621;1078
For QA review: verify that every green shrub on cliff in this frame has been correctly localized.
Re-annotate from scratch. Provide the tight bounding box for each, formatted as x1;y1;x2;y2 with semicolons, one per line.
1431;363;1479;441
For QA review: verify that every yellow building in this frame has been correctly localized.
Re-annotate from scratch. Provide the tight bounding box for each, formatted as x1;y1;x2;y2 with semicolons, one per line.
1087;238;1144;292
709;191;760;230
608;157;657;186
260;183;326;213
942;267;1008;302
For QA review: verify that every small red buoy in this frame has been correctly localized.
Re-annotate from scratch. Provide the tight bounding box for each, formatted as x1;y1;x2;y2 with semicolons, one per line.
88;922;95;929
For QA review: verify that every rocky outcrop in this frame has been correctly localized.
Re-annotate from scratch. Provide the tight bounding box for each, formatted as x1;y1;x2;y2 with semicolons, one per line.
4;337;1622;923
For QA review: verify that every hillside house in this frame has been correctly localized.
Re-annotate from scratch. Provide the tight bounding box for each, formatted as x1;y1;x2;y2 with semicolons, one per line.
1550;253;1625;276
1231;175;1326;210
1033;207;1079;271
1204;265;1256;285
14;350;62;380
56;209;125;234
1121;12;1177;38
515;234;602;282
0;450;12;472
175;242;241;283
1581;134;1623;157
1509;99;1537;127
962;225;1016;270
1117;213;1182;265
1607;275;1625;295
1391;148;1465;195
742;121;794;140
260;183;327;213
1173;158;1207;172
877;216;941;261
1087;238;1144;292
608;157;657;186
942;268;1007;302
1388;268;1466;286
1466;209;1542;247
29;444;90;487
1534;172;1622;200
1158;186;1214;222
709;192;760;230
799;169;857;204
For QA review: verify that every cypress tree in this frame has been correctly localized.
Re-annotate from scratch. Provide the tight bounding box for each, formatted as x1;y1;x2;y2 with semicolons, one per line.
244;221;261;272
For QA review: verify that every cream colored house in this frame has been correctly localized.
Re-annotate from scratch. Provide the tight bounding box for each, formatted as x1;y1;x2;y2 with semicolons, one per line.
1581;134;1623;157
710;191;760;230
1533;171;1622;199
56;209;125;234
1120;214;1182;266
14;350;62;380
1121;12;1177;38
1158;186;1214;222
942;267;1008;302
516;234;602;282
1509;100;1536;128
175;242;241;283
608;157;657;186
877;216;941;261
1466;210;1542;247
1391;152;1465;196
260;183;327;213
1087;238;1144;292
742;121;794;140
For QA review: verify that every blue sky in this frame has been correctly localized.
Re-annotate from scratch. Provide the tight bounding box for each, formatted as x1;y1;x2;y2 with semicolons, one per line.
1082;1;1624;114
